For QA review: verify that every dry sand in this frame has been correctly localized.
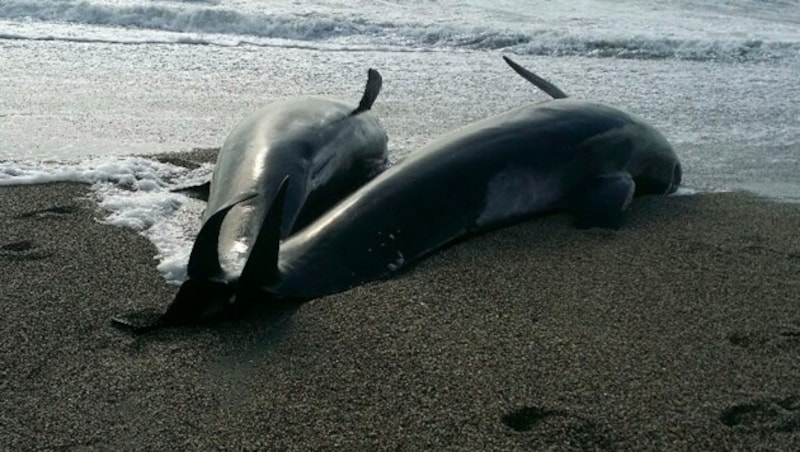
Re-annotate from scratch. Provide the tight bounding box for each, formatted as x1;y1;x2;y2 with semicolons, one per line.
1;166;798;450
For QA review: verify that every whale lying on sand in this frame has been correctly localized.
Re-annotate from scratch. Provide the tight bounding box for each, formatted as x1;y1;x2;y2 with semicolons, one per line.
259;57;681;299
113;68;388;331
116;57;681;331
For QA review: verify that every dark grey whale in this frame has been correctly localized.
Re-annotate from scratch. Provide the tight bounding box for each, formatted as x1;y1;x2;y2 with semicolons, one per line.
263;57;681;300
117;57;681;331
113;69;388;331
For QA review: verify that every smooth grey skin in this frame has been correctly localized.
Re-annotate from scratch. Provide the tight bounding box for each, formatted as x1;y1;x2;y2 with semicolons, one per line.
112;69;387;331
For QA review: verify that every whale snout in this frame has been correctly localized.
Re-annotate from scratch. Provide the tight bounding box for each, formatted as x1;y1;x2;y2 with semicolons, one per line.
634;158;682;196
666;162;682;194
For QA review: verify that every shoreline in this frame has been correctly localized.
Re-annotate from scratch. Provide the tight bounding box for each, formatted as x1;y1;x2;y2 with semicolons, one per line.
1;176;798;449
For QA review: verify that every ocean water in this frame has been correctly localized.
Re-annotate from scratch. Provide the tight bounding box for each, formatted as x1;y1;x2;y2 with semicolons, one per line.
1;0;799;283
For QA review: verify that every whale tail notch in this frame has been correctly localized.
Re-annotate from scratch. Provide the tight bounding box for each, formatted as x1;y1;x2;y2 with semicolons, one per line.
502;56;569;99
351;68;383;115
238;175;290;292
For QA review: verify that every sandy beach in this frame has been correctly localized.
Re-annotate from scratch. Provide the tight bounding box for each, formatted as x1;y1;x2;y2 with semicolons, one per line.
1;150;798;449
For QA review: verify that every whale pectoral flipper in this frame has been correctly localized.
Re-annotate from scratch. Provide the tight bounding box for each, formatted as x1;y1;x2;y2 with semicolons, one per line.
171;181;211;201
569;173;635;230
350;68;383;116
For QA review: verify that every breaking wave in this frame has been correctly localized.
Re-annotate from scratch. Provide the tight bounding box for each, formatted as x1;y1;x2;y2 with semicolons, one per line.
2;0;798;62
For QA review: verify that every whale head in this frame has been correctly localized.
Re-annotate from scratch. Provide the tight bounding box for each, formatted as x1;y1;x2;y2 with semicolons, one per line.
503;55;682;196
628;122;682;195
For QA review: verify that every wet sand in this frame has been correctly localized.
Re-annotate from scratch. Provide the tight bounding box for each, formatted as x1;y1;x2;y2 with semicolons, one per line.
1;164;798;449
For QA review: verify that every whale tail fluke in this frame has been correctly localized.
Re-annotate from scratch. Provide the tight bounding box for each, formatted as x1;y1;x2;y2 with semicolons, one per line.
502;56;569;100
110;309;168;333
111;178;292;334
111;191;261;333
351;68;383;115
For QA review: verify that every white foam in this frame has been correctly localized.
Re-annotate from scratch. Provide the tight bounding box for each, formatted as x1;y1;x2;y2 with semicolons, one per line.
673;187;701;196
671;186;733;197
0;156;213;285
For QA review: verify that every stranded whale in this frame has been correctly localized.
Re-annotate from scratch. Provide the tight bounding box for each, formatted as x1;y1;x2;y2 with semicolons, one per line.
116;57;681;331
265;58;681;300
113;68;388;331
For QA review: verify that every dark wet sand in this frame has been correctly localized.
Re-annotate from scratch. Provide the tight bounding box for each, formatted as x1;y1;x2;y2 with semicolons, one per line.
1;162;799;449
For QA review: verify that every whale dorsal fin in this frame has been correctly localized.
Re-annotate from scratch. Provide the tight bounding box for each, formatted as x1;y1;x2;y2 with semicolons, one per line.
238;175;290;290
187;192;257;279
502;56;569;99
350;68;383;115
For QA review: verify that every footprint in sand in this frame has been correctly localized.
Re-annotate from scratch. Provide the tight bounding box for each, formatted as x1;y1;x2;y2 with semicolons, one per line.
727;324;800;354
2;205;76;260
15;204;79;219
724;326;799;433
0;240;51;261
720;396;800;432
501;405;616;449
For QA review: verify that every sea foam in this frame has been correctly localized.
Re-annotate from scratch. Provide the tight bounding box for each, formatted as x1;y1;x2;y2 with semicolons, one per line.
0;156;213;284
